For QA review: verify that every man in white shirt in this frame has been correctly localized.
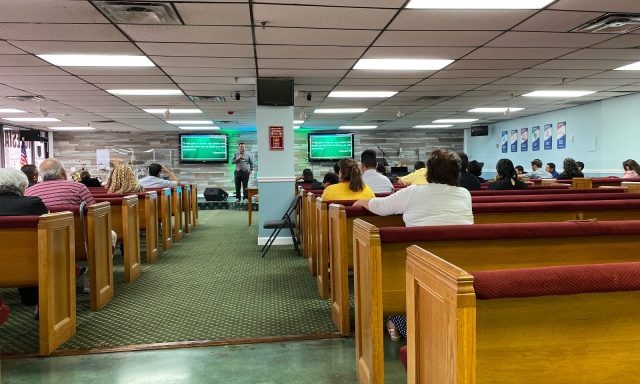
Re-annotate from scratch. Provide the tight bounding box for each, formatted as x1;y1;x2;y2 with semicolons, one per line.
360;149;393;194
139;163;179;189
522;158;551;179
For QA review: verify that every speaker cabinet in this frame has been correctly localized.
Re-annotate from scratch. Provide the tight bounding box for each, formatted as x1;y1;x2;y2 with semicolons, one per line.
203;187;229;202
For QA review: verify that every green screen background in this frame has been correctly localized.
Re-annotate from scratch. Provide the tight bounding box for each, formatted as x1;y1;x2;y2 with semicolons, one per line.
308;134;353;160
181;135;228;161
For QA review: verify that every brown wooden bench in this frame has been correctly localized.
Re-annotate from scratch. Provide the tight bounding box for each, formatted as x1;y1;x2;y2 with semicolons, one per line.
172;186;184;241
352;219;640;384
181;184;192;234
405;247;640;384
0;212;76;355
470;187;625;196
189;184;198;228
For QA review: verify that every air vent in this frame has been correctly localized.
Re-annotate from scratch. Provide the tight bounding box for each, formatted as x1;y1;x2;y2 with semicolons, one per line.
216;120;238;125
415;96;444;102
370;120;391;124
91;120;116;124
572;13;640;34
4;95;46;102
94;1;181;25
189;96;227;103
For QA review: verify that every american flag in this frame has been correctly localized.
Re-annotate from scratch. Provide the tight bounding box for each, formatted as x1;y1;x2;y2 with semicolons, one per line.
20;140;28;166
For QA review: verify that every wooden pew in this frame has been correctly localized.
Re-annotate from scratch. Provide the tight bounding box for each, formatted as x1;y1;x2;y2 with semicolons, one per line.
158;188;173;251
0;213;76;355
172;186;184;241
94;195;141;283
405;247;640;384
622;181;640;193
190;184;198;227
470;187;625;196
352;219;640;384
305;192;317;275
181;184;192;234
472;192;640;203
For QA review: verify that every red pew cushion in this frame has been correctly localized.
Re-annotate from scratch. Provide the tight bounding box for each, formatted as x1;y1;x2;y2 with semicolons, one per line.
400;346;408;371
470;188;626;196
0;216;39;229
0;295;9;326
472;193;640;203
472;199;640;213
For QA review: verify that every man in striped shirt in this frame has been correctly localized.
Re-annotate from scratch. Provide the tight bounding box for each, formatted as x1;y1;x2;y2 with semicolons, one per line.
25;159;95;210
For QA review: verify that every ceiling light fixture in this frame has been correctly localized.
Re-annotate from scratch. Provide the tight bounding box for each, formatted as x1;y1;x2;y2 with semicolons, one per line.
314;108;367;114
3;117;60;122
293;126;300;129
406;0;554;9
432;119;478;123
166;120;214;125
614;61;640;71
523;90;595;98
338;125;377;130
306;92;312;101
48;126;96;131
328;91;398;98
413;124;453;128
37;54;155;67
354;59;453;71
235;91;241;101
469;107;524;113
0;109;25;113
293;120;305;124
178;126;220;130
144;108;202;114
107;89;183;96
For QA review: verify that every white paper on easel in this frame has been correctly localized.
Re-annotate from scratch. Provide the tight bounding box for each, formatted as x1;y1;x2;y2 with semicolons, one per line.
96;149;110;168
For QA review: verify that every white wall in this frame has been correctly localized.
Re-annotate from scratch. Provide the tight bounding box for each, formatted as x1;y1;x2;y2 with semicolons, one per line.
465;92;640;177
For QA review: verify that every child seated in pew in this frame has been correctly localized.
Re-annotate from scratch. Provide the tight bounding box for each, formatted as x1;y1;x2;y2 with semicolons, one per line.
354;149;474;340
321;158;375;200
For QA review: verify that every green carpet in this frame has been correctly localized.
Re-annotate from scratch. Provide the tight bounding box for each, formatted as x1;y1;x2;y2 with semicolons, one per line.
0;211;337;354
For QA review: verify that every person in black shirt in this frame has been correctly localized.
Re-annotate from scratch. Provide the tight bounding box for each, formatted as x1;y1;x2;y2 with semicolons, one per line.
20;164;39;187
457;152;481;191
468;160;486;183
79;170;102;188
489;159;528;190
557;158;584;179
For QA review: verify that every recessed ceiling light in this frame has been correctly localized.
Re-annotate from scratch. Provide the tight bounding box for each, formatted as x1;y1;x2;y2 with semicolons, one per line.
614;61;640;71
38;54;155;67
48;126;96;131
293;126;300;129
432;119;478;123
354;59;453;71
314;108;367;114
107;89;183;96
406;0;554;9
144;108;202;114
166;120;213;125
328;91;398;98
469;107;524;113
0;109;25;113
338;125;377;130
3;117;60;122
293;120;305;124
178;126;219;130
523;90;595;98
413;124;453;128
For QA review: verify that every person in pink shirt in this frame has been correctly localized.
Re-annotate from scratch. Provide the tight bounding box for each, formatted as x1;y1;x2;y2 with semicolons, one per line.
622;159;640;178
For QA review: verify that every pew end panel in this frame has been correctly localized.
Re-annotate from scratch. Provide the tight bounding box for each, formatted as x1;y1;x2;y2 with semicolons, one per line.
159;188;173;251
182;184;192;234
622;182;640;193
190;184;198;227
315;197;329;297
86;202;114;311
172;186;184;241
144;191;159;264
306;193;317;275
122;195;141;283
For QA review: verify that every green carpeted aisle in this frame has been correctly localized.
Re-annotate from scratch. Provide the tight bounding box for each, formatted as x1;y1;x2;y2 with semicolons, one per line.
0;210;338;354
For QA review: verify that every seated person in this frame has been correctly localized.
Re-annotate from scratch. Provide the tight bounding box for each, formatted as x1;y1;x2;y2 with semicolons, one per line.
0;168;48;309
468;160;486;183
623;159;640;178
522;158;551;179
360;149;393;193
354;149;473;340
577;161;585;173
557;158;584;179
489;159;528;190
546;162;559;178
515;165;524;176
458;152;481;191
321;158;375;200
78;170;102;187
399;161;427;186
321;172;339;189
20;164;39;187
296;168;318;185
139;163;179;189
107;164;145;194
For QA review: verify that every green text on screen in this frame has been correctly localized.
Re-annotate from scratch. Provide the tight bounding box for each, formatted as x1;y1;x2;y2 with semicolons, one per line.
309;134;353;160
181;135;227;161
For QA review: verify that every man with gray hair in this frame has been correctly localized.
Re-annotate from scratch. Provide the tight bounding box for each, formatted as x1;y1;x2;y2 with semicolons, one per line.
0;168;48;308
25;159;95;210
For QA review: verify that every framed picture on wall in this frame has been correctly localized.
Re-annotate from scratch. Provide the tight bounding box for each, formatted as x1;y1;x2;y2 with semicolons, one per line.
543;124;553;150
520;128;528;152
501;131;508;153
510;129;518;152
532;126;540;151
557;122;566;149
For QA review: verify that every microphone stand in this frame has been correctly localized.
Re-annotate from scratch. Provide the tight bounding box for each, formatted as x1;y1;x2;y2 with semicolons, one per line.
377;146;398;167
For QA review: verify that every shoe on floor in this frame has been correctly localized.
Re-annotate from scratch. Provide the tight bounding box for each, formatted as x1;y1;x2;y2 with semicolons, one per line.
387;319;401;342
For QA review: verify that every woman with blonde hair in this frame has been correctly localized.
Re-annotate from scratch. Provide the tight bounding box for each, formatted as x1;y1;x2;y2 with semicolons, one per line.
321;158;374;200
107;163;144;194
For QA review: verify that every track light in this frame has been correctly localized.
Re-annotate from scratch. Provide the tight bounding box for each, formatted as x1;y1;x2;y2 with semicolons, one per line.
306;92;312;101
235;91;240;101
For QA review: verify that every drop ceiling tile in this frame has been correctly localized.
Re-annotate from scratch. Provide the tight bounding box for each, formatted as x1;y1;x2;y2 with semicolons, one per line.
0;42;26;54
565;78;638;86
345;70;437;79
80;75;173;84
180;84;254;92
417;78;498;85
487;32;611;48
534;59;636;70
175;3;251;25
137;42;253;57
363;46;475;60
591;35;640;49
513;10;604;32
375;31;501;47
587;71;640;79
432;69;521;78
151;56;255;68
464;47;577;60
0;24;126;41
14;83;99;91
163;67;256;77
549;0;640;12
254;4;395;29
254;0;404;8
256;45;365;59
0;0;108;23
406;84;480;92
259;69;348;77
256;27;378;46
447;59;544;70
119;25;253;44
62;67;165;76
9;41;142;55
295;77;343;85
0;75;85;83
258;58;356;69
560;48;640;60
512;69;605;78
0;66;66;75
339;78;420;86
171;76;255;84
389;9;533;30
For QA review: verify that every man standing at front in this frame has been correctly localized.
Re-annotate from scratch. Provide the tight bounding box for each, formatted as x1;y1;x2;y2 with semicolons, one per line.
232;142;254;201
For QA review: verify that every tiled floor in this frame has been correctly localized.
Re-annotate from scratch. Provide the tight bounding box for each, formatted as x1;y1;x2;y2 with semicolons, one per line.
1;338;407;384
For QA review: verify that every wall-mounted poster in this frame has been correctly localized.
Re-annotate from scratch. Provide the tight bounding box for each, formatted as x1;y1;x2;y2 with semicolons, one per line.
532;126;540;151
557;121;566;149
543;124;553;150
520;128;528;152
501;131;508;153
510;129;518;152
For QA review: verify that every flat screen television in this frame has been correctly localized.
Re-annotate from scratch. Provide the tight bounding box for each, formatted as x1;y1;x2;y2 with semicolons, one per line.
179;133;228;163
257;78;294;106
308;133;354;162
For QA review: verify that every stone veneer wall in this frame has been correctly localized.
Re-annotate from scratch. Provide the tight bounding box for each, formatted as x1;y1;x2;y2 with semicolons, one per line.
53;129;463;194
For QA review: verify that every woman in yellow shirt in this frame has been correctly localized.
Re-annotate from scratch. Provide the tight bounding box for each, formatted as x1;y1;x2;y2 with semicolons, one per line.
321;158;375;200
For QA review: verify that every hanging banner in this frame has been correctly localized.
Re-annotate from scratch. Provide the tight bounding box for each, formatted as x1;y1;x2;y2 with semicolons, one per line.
543;124;553;150
268;126;284;151
520;128;528;152
510;129;518;152
531;126;540;151
2;127;32;168
501;131;508;153
557;121;566;149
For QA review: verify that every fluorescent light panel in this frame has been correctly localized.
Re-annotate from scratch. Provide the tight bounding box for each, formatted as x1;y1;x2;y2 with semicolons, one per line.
166;120;213;125
144;108;202;114
0;109;25;113
314;108;367;114
469;107;524;113
413;124;453;128
49;126;95;131
293;120;305;124
338;125;377;130
433;119;478;123
354;59;453;71
3;117;60;122
614;61;640;71
178;126;219;130
107;89;183;96
38;54;154;67
523;90;595;98
328;91;398;98
293;126;300;129
406;0;554;9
